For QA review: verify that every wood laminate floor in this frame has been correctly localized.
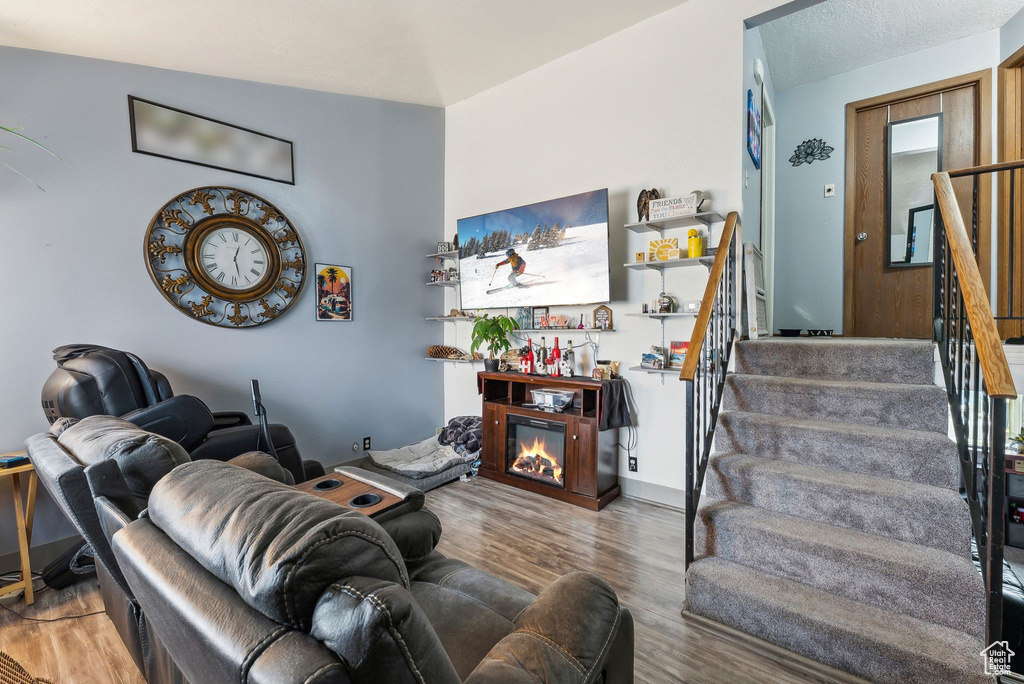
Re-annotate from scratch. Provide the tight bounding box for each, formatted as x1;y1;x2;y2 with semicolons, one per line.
0;476;855;683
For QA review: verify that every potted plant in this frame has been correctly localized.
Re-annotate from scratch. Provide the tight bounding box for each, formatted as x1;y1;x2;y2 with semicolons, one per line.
471;313;518;372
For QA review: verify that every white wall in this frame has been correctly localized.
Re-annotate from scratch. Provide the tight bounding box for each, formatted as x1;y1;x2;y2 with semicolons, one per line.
772;31;1000;335
441;0;789;506
1002;5;1024;62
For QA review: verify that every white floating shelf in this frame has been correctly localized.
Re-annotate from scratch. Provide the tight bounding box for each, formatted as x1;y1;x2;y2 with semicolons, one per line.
426;316;475;321
628;366;682;375
426;251;460;259
424;357;481;364
624;211;725;233
624;312;698;318
624;256;714;271
425;281;460;287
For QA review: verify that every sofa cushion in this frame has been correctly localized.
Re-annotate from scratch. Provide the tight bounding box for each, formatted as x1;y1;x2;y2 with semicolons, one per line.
409;581;515;679
57;415;189;506
147;460;408;630
407;552;535;622
227;451;295;485
312;576;461;684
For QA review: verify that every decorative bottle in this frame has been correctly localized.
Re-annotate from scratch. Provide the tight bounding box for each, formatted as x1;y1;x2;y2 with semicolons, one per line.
550;338;561;377
564;341;575;376
526;338;536;374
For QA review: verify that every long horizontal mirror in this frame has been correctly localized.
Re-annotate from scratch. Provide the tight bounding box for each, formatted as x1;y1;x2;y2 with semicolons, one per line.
887;113;942;267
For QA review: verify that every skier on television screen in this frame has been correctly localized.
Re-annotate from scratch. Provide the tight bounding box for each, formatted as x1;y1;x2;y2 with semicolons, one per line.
494;248;526;289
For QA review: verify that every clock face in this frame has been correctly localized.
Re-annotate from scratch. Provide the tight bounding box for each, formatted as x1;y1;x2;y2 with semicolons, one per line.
144;187;305;328
198;227;271;292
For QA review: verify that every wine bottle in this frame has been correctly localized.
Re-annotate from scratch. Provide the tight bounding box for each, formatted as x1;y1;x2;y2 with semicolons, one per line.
551;338;561;377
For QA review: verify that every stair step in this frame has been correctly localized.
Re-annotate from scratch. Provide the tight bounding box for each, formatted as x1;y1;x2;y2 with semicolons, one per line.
684;557;988;684
703;453;971;556
735;338;935;384
716;411;959;490
693;501;985;638
723;374;948;433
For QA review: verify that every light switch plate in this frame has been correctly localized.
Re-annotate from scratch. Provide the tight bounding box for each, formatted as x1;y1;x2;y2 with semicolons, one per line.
824;183;836;198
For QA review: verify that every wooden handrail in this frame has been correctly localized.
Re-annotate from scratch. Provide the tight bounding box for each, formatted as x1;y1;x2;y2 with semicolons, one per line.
679;212;740;381
946;159;1024;178
933;171;1017;398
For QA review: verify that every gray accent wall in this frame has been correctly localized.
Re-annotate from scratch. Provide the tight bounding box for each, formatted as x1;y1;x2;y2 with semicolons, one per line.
741;26;777;251
0;46;445;556
772;31;999;334
1002;5;1024;62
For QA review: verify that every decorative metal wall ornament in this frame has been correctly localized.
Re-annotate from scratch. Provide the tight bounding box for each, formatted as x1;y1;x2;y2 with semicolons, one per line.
144;186;306;328
789;138;834;166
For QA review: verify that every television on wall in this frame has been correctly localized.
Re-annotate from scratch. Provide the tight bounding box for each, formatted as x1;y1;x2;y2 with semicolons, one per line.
457;189;610;309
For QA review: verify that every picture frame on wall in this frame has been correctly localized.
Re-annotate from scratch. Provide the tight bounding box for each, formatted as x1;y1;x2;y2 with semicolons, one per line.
128;96;295;184
532;306;549;329
315;264;353;321
747;89;762;170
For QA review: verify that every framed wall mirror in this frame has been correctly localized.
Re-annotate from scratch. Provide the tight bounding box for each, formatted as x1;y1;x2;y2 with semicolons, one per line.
887;112;942;267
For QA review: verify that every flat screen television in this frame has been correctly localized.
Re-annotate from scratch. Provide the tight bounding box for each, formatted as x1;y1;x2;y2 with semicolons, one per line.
457;188;610;309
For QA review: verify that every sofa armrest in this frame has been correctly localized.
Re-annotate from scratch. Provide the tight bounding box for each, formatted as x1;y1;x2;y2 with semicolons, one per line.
464;572;631;684
378;509;442;562
210;410;252;429
122;395;214;452
334;465;424;522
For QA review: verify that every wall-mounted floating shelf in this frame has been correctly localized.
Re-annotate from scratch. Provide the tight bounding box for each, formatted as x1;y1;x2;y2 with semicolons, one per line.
424;357;481;364
426;316;475;321
628;366;681;375
624;256;715;271
623;211;725;234
625;312;698;318
426;281;459;287
426;250;460;260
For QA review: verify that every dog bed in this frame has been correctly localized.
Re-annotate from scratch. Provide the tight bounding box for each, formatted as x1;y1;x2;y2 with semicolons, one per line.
368;436;474;479
342;453;473;491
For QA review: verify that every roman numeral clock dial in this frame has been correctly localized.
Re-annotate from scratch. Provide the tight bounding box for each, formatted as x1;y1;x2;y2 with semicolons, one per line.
144;187;305;328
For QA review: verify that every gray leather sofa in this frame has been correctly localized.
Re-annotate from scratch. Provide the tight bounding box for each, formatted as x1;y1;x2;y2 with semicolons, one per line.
27;416;442;683
113;460;635;683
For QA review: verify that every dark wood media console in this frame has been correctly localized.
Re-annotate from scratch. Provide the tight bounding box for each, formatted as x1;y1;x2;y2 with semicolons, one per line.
477;372;620;510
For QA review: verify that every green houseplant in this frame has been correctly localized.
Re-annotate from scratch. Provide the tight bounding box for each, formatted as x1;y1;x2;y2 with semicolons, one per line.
471;314;519;372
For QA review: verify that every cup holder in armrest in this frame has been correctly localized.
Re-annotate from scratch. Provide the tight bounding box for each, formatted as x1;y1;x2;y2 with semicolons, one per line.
312;478;342;491
348;493;381;508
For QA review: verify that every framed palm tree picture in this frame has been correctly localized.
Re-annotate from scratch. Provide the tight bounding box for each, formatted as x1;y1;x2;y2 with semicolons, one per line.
315;264;353;321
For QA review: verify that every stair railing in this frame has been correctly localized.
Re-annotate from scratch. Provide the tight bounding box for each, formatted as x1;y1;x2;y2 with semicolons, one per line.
681;211;740;568
933;168;1017;646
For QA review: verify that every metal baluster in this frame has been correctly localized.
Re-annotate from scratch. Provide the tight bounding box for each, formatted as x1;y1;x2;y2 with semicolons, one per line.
1011;169;1017;323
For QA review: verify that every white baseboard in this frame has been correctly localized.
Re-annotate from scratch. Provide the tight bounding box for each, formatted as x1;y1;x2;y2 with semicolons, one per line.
619;476;685;511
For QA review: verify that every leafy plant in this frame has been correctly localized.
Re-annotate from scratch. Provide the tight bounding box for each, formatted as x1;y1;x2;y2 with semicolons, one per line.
2;125;66;190
470;313;519;360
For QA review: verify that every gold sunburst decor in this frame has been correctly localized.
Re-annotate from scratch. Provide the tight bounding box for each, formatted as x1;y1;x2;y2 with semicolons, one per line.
648;237;679;262
144;186;305;328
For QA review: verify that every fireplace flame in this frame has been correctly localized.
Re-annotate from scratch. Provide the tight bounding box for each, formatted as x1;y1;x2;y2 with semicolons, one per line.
511;435;563;484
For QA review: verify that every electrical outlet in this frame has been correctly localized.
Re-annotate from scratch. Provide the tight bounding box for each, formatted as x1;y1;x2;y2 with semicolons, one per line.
824;183;836;198
351;442;359;452
363;436;372;451
628;456;638;472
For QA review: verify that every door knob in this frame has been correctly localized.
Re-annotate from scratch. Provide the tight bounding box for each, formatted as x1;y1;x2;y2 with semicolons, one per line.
494;420;498;425
573;435;578;441
856;232;868;242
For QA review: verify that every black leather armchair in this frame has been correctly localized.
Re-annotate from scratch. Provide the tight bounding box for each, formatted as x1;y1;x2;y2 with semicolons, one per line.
41;344;322;483
112;460;635;684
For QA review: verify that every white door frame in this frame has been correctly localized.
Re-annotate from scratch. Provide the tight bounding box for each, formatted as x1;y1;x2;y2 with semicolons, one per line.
760;88;777;334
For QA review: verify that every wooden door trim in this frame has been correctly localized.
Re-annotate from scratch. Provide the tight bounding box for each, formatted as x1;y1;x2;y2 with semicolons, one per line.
843;69;993;335
998;46;1024;337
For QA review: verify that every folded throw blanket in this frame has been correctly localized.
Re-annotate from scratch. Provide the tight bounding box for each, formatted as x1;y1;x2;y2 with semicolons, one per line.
438;415;482;455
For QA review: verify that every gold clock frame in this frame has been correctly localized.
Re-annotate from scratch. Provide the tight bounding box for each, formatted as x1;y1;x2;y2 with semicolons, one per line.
144;186;305;328
183;215;283;302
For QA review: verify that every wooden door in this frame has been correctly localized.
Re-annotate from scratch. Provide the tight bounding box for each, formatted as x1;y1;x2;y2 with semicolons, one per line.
845;71;991;338
999;46;1024;339
482;403;503;471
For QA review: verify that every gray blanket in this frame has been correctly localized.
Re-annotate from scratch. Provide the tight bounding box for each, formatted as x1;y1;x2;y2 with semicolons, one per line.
368;437;477;479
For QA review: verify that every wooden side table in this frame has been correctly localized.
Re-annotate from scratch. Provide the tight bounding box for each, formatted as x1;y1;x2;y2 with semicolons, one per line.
0;453;36;605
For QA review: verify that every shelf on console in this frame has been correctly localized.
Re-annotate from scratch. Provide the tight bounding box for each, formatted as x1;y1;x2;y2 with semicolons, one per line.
623;211;725;233
514;328;613;333
628;366;681;375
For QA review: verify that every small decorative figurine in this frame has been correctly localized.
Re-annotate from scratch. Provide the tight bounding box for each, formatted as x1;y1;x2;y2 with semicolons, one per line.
657;292;675;314
636;188;660;222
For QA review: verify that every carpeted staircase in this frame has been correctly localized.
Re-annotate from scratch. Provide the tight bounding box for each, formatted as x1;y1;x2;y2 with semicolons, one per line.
684;338;990;683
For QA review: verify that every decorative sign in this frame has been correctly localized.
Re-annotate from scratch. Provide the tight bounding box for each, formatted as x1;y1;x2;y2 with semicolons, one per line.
593;305;613;331
315;264;353;321
648;238;679;262
649;194;698;221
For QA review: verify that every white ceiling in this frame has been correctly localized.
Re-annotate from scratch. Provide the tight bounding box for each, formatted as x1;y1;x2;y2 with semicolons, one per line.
759;0;1024;92
0;0;688;107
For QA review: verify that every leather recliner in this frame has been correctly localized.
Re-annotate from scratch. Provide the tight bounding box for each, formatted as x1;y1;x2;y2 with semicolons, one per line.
41;344;323;483
113;459;635;684
28;416;445;684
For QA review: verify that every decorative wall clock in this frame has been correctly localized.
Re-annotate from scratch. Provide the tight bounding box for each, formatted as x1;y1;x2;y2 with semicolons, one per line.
144;186;305;328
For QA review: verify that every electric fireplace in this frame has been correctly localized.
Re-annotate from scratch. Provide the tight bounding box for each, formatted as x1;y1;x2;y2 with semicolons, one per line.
506;414;566;488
